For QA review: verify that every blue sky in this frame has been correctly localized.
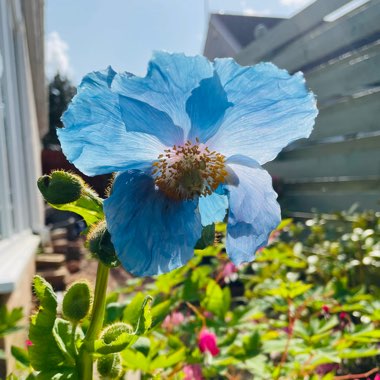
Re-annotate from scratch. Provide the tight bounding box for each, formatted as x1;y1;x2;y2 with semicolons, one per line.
45;0;313;84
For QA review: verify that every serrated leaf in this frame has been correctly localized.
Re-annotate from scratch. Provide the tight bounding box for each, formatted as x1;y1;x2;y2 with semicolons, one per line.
29;276;66;371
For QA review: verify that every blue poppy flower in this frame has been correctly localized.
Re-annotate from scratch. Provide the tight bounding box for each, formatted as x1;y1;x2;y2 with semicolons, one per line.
59;52;317;276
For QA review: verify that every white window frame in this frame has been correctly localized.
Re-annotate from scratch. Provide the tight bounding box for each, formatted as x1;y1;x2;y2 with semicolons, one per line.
0;0;43;294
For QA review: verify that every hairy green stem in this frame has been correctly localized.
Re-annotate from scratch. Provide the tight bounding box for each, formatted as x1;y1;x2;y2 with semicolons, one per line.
79;262;109;380
71;322;78;357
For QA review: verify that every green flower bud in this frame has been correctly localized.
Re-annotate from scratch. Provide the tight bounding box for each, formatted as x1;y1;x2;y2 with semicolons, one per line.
37;170;83;204
62;281;91;323
95;322;134;354
101;322;133;344
87;221;120;268
97;353;122;379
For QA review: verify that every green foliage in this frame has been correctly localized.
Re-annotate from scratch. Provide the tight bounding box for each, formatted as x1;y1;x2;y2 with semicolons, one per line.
108;214;380;379
201;279;230;319
0;305;23;337
43;73;76;148
195;223;215;249
17;200;380;379
28;276;67;372
23;275;154;380
51;192;103;227
11;346;30;367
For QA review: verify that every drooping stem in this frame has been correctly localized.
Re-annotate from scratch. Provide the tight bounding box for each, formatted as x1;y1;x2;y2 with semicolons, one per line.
79;262;110;380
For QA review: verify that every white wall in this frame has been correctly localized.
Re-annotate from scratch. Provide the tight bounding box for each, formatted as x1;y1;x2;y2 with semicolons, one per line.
0;0;44;290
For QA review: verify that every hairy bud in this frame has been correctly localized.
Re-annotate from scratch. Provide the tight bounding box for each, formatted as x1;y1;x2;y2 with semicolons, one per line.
101;322;133;344
37;171;83;204
97;353;122;379
87;221;120;268
62;281;91;323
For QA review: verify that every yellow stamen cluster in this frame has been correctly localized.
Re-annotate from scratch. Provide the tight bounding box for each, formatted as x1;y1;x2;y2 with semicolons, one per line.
152;140;227;201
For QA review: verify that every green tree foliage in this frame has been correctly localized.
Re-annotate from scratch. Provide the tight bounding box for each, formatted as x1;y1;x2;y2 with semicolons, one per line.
43;74;76;148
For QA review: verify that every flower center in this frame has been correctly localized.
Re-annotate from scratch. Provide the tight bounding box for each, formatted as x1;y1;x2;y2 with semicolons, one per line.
152;140;227;201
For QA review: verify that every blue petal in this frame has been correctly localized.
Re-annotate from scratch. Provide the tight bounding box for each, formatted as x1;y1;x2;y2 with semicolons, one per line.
104;171;202;276
224;159;281;265
187;72;232;143
60;67;166;176
207;59;318;165
111;52;213;138
119;96;184;146
198;191;228;227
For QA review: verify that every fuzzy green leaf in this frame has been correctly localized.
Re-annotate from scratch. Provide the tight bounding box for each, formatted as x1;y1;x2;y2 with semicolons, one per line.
29;276;66;371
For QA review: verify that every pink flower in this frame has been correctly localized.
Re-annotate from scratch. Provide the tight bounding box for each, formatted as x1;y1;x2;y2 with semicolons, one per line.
373;374;380;380
162;311;185;330
183;364;203;380
222;262;237;277
322;305;330;313
204;311;213;319
221;262;238;283
25;339;33;348
339;312;348;320
198;329;220;356
338;311;350;330
171;311;185;325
